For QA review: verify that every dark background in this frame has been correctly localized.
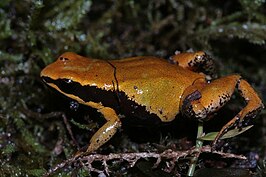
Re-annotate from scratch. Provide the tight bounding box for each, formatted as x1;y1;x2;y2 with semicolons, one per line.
0;0;265;176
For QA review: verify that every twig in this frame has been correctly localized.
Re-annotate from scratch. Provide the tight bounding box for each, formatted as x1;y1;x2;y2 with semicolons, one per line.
62;113;79;148
21;107;79;149
43;145;246;176
187;122;204;176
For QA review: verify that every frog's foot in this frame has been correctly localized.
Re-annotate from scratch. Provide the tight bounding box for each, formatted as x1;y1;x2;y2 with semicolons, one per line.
181;75;264;148
169;51;216;79
86;107;122;153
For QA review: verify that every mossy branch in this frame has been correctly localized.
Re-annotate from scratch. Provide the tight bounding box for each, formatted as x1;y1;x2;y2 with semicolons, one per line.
44;145;246;176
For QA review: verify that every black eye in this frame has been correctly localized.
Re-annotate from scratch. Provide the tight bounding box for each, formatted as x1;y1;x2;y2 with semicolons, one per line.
59;57;69;61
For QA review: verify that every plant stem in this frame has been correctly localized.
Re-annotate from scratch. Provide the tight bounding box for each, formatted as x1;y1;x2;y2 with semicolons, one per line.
187;122;204;176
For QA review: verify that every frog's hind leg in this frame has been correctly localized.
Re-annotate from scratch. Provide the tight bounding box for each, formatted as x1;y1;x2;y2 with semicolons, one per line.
169;51;216;79
181;74;264;147
213;77;264;146
86;106;121;153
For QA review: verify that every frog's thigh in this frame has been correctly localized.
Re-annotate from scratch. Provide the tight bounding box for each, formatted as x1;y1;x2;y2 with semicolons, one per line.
185;75;242;120
87;107;121;153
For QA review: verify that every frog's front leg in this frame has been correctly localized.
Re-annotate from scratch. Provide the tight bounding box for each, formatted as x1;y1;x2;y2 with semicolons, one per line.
181;75;264;146
86;106;121;153
170;51;216;79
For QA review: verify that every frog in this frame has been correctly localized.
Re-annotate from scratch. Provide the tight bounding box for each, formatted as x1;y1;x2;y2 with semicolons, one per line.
40;51;264;153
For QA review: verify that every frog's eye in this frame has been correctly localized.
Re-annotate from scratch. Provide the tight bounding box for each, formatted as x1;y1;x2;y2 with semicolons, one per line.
59;57;69;61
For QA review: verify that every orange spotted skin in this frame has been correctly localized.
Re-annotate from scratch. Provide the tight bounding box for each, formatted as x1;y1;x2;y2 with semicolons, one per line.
41;51;264;154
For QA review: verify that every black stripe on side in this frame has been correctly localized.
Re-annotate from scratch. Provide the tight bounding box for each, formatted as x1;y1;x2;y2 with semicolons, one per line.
42;76;162;125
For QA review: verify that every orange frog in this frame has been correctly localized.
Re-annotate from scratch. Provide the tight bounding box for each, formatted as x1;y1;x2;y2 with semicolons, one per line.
41;51;264;153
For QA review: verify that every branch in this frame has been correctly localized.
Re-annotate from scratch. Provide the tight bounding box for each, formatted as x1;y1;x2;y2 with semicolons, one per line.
43;145;246;176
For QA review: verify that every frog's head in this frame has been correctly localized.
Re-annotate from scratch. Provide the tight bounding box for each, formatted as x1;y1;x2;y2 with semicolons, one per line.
40;52;90;102
40;52;115;104
41;52;91;83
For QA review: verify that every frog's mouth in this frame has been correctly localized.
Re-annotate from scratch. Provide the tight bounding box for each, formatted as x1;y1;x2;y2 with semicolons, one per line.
41;76;54;84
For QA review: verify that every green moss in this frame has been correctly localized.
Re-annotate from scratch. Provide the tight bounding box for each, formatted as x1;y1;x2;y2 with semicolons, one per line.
0;0;265;176
27;168;47;177
1;143;16;155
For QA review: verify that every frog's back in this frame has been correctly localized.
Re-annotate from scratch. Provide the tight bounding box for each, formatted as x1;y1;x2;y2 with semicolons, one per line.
110;56;201;82
109;56;203;122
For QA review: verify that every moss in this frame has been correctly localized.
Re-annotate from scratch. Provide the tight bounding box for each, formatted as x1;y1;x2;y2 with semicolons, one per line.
0;0;265;176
